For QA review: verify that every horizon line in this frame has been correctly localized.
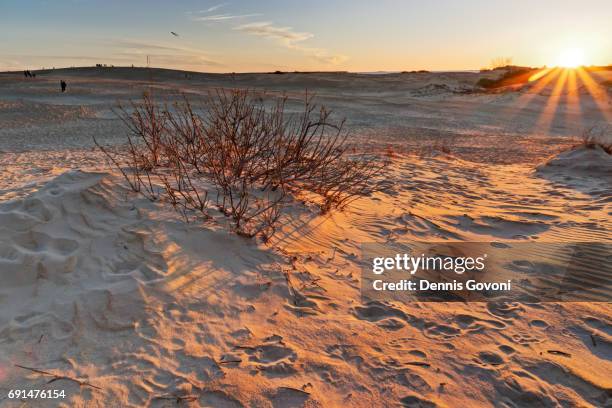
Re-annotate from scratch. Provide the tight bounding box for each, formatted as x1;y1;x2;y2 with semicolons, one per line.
3;63;612;76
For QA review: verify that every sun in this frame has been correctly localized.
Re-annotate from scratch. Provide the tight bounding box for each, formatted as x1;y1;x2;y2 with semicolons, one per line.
557;48;585;68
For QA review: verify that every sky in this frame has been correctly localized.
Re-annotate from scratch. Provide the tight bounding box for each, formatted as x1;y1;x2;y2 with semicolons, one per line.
1;0;611;72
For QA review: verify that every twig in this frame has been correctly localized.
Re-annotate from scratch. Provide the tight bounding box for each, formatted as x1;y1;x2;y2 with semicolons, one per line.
547;350;572;357
280;386;311;395
15;364;102;390
153;394;198;402
219;359;242;364
283;270;297;305
404;361;431;368
326;247;337;263
233;345;256;350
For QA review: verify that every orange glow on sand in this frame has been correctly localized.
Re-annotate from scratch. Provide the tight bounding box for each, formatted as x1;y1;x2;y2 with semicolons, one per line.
500;65;610;135
534;68;569;133
575;67;612;121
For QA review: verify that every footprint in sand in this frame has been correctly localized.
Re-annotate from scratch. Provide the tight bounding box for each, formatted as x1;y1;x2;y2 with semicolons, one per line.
284;292;321;316
423;323;461;340
455;314;507;331
2;311;74;341
399;394;437;408
0;198;53;231
20;198;54;222
230;327;253;341
13;231;78;256
106;231;169;282
511;332;544;345
238;338;298;376
388;338;421;351
1;231;80;286
250;344;296;364
487;301;524;320
407;349;428;359
174;353;224;382
267;387;311;408
529;319;549;329
353;301;408;322
476;350;505;366
398;371;433;394
325;344;364;366
194;391;244;408
454;314;477;329
583;316;612;335
376;318;406;330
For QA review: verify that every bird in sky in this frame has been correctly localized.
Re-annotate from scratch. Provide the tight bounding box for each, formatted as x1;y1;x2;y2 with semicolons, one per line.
170;31;179;37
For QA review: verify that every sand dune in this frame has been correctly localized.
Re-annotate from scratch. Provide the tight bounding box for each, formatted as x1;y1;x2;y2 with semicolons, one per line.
0;69;610;407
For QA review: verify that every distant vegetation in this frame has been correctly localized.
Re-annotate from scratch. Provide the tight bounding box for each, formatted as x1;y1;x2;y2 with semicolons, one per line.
478;57;515;72
476;66;539;90
268;70;349;75
401;70;430;74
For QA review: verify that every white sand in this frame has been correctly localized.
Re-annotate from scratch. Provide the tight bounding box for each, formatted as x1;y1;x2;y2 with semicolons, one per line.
0;68;610;407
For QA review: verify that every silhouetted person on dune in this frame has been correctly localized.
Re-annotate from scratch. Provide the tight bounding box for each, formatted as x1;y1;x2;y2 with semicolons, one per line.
60;80;67;93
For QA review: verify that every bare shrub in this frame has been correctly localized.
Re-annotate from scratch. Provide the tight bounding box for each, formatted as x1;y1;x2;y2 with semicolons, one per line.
95;89;388;238
476;66;538;90
490;57;513;70
93;131;158;200
115;93;167;169
577;125;612;154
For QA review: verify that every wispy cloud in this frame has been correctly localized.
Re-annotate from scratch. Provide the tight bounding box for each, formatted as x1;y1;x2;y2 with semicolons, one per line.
205;3;227;13
235;22;313;44
185;3;227;15
107;39;187;52
193;13;261;22
305;49;348;65
235;21;347;65
188;3;260;22
104;39;224;67
139;54;223;68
